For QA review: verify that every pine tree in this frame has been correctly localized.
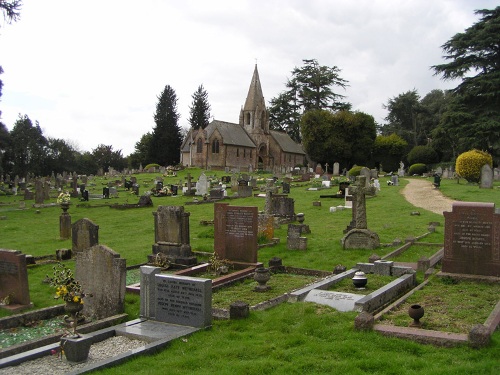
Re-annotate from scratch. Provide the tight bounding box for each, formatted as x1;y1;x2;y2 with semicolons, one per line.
188;84;211;129
148;85;182;166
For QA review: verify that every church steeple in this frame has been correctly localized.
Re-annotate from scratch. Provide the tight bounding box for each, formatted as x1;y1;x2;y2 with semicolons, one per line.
239;64;269;133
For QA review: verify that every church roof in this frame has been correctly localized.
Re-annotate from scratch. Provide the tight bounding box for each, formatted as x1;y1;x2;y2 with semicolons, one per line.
206;120;256;148
243;64;265;111
270;130;305;155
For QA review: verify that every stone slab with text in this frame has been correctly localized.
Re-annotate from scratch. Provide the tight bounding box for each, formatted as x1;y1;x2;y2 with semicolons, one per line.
214;203;258;263
0;249;32;310
442;202;500;277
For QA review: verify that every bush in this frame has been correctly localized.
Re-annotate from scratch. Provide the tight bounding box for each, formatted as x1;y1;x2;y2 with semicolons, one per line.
144;163;161;171
409;163;427;175
455;149;493;183
407;145;439;165
372;134;408;172
348;166;364;177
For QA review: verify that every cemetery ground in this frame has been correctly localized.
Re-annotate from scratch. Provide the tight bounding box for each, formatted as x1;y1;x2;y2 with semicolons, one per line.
0;170;499;374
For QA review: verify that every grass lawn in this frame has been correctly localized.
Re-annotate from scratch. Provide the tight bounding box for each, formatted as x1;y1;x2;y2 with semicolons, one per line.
1;170;499;374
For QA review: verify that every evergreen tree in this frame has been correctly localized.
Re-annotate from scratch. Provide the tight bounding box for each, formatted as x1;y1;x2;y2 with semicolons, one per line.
188;84;211;129
149;85;182;166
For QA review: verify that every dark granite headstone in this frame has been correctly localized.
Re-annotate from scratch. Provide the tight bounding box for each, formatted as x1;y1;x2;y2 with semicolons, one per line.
72;218;99;254
214;203;258;263
442;202;500;277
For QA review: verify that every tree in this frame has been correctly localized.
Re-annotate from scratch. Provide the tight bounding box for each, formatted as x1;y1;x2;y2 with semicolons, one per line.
7;114;48;176
45;138;78;174
300;109;376;168
269;59;350;143
188;84;211;129
0;0;22;25
148;85;182;166
372;133;408;173
129;132;152;168
0;122;11;175
91;144;126;172
432;6;500;163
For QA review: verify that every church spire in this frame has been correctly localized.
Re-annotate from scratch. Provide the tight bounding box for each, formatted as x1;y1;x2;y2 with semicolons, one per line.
243;64;265;112
240;64;269;133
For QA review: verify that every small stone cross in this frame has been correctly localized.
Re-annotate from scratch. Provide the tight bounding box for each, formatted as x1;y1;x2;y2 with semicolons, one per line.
264;178;275;215
185;173;193;190
349;176;376;229
325;163;329;174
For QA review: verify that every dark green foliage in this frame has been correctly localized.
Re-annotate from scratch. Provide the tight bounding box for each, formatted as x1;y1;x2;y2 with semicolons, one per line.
91;144;127;173
148;85;182;166
269;59;351;143
348;165;364;176
372;134;408;173
44;138;78;174
301;110;376;169
188;84;211;130
129;132;153;168
432;6;500;163
407;145;439;165
408;163;427;175
0;122;10;175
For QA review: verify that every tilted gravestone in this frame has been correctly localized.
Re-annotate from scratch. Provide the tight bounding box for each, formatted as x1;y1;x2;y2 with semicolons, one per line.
72;218;99;254
152;206;196;266
0;249;32;311
76;244;126;320
480;164;493;189
442;202;499;277
214;203;258;263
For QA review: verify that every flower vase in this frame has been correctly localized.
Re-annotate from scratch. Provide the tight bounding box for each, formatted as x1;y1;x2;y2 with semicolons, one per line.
60;334;91;363
408;304;424;327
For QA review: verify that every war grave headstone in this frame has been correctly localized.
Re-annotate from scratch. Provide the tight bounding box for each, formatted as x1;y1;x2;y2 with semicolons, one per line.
75;244;126;320
480;164;493;189
152;206;197;266
72;218;99;254
195;172;210;196
342;176;380;249
0;249;32;312
214;203;258;263
442;202;500;277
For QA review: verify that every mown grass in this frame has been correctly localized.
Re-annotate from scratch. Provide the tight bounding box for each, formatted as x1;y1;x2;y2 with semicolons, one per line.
1;171;499;373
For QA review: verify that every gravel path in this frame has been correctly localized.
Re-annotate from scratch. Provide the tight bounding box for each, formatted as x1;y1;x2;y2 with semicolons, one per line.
400;178;456;215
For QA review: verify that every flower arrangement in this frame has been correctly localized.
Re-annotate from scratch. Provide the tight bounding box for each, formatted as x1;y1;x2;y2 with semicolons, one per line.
57;191;71;204
46;262;89;304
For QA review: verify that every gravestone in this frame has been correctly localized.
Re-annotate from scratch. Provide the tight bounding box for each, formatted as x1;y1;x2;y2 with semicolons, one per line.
258;214;275;241
342;176;380;249
43;181;51;200
287;224;307;250
333;162;340;176
72;218;99;254
442;168;450;179
184;173;195;195
0;249;32;311
34;179;44;205
304;290;364;312
195;172;210;196
237;180;253;198
152;206;196;266
214;203;258;263
76;244;126;320
391;175;399;186
210;188;224;200
23;189;34;200
442;202;500;277
60;206;72;240
315;164;323;175
271;196;295;219
494;168;500;181
480;164;493;189
282;182;290;194
140;269;212;328
360;167;371;187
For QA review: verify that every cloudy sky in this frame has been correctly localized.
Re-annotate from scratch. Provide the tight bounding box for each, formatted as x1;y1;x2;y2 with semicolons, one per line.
0;0;497;156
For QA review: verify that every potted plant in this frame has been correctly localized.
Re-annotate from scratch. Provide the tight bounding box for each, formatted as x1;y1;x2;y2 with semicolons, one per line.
47;263;92;362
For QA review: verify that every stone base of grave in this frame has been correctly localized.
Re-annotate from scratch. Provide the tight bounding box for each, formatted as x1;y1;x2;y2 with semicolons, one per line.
151;243;197;266
0;302;33;313
342;228;380;250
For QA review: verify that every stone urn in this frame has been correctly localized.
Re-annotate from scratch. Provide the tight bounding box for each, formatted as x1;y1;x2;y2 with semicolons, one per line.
296;213;305;223
254;267;271;292
408;304;424;327
352;271;367;289
60;202;70;213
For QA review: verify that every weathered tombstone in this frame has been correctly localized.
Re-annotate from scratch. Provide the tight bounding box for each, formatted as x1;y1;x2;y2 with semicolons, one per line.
258;214;274;241
132;184;139;195
109;186;118;197
60;205;72;239
442;168;450;179
152;206;196;266
0;249;32;311
391;175;399;186
287;224;307;250
282;182;290;194
72;218;99;254
342;176;380;249
34;179;44;205
442;202;499;277
76;244;126;320
195;172;210;196
360;167;371;187
237;180;253;197
210;188;225;200
344;188;353;208
23;188;34;200
214;203;258;263
271;196;295;219
480;164;493;189
184;173;194;195
315;163;323;175
333;162;340;176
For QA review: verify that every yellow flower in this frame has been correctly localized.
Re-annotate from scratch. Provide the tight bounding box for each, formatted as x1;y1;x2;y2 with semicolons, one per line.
73;296;80;303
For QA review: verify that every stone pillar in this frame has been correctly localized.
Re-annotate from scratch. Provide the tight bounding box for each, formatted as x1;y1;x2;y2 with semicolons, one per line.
59;211;72;240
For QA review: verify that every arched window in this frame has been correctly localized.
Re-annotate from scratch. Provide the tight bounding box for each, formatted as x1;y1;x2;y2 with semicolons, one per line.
261;110;266;129
196;138;203;153
212;139;220;154
245;113;251;125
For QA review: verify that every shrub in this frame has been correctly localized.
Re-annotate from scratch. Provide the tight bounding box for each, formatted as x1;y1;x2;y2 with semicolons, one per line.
348;166;364;177
372;134;408;172
455;149;493;183
144;163;160;171
409;163;427;175
407;145;439;165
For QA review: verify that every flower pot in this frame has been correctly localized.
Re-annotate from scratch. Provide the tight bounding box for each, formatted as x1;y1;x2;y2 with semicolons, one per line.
254;267;271;292
61;334;91;363
60;202;70;213
352;271;367;289
408;304;424;327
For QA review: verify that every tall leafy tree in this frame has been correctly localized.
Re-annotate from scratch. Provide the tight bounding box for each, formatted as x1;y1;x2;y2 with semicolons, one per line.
129;132;152;168
432;6;500;162
45;138;78;174
0;122;11;175
269;59;350;143
149;85;182;166
91;144;126;172
188;84;211;129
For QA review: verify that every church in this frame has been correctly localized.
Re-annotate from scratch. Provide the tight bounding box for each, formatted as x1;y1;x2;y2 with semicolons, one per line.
180;65;305;172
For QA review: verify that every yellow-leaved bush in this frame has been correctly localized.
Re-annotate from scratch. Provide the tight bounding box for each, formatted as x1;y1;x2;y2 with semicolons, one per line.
455;149;492;183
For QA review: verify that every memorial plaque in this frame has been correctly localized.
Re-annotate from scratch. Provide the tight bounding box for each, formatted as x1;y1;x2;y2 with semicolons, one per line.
214;203;258;263
155;274;212;328
443;202;500;277
304;290;364;312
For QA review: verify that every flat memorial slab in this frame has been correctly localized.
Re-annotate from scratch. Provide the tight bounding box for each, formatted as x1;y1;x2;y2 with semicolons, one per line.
114;320;199;343
304;290;364;312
